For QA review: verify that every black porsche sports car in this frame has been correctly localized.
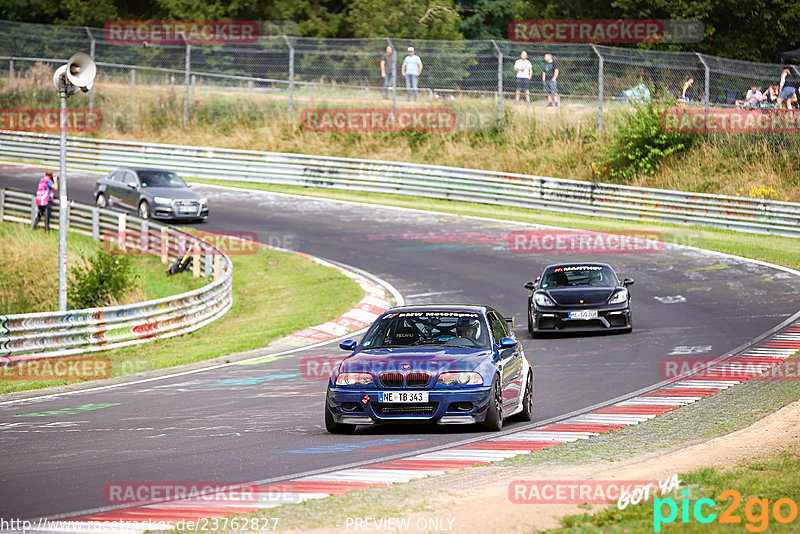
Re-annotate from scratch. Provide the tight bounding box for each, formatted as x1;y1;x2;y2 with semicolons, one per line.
524;263;633;335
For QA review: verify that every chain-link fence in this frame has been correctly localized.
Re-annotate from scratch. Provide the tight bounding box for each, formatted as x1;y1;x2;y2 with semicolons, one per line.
1;19;799;143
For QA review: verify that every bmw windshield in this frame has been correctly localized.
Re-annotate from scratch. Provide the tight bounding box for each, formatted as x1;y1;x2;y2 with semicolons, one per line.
361;311;491;349
541;265;617;288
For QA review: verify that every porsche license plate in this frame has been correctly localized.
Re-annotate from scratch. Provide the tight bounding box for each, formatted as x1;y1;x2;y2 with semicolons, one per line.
379;391;428;403
569;310;598;320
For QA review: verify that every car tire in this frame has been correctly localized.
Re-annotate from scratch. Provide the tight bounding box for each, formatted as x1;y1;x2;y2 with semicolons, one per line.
96;192;108;208
482;375;503;431
516;370;533;422
325;400;356;434
527;302;534;334
138;200;151;220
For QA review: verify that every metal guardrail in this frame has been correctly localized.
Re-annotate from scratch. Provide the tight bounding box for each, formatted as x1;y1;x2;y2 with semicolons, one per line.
1;130;799;237
0;186;233;361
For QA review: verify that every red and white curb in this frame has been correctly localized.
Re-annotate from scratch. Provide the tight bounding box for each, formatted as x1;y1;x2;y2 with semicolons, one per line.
17;323;800;533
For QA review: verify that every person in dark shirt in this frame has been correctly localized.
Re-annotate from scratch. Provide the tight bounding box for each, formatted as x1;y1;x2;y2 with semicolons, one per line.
380;46;394;99
777;69;796;110
542;53;559;107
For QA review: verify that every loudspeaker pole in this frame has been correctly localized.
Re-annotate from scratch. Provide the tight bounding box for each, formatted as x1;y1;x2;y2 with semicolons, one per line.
57;86;68;311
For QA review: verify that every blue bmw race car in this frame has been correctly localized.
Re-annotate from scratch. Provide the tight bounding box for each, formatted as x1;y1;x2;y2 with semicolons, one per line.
324;305;533;433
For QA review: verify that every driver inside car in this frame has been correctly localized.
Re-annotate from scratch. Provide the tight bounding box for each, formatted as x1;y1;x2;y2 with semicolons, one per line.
456;318;478;341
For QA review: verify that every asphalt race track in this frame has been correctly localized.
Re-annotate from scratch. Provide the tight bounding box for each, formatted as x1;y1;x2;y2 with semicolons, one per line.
2;164;800;521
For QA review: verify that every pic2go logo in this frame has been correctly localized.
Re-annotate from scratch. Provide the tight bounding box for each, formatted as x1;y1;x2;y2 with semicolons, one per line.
654;489;799;532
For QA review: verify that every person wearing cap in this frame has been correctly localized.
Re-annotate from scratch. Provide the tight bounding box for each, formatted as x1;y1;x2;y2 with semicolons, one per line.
401;47;423;101
33;170;58;232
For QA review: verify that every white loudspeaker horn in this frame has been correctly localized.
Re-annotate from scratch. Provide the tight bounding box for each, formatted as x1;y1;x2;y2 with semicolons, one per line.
53;53;96;93
66;53;96;92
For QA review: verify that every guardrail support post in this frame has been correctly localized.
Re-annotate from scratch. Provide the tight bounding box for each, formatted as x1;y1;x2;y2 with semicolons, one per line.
283;36;294;122
213;255;221;280
30;196;36;229
492;40;503;125
91;207;99;241
0;188;5;222
204;247;212;277
118;213;126;251
184;43;191;125
161;227;169;263
591;45;604;134
192;240;201;278
140;220;148;255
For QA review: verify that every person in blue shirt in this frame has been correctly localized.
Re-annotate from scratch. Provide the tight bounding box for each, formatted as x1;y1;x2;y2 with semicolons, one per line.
401;47;423;101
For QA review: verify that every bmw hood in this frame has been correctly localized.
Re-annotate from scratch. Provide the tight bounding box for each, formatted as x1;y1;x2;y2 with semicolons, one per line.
341;347;492;374
545;287;615;305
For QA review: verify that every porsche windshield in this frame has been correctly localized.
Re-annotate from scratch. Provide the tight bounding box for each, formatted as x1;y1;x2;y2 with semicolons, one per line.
541;265;617;288
361;312;491;349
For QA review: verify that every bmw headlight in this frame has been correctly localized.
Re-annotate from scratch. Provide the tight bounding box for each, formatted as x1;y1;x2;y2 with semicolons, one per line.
437;372;482;386
534;293;554;307
335;372;374;386
154;196;171;205
609;289;628;304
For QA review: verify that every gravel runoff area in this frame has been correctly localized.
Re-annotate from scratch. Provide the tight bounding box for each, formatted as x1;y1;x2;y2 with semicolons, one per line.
216;353;800;534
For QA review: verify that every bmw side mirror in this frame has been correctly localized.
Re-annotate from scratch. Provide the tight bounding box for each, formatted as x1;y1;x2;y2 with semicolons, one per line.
623;278;635;287
339;340;358;351
498;337;518;350
524;281;536;290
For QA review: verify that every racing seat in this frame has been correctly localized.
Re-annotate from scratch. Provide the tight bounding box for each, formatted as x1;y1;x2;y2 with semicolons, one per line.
391;321;419;345
549;271;569;287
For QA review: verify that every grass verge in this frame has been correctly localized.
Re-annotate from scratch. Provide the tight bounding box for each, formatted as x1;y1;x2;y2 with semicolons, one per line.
0;222;205;313
1;226;363;394
189;179;800;271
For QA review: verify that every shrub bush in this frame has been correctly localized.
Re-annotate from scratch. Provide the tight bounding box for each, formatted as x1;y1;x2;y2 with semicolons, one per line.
70;250;135;309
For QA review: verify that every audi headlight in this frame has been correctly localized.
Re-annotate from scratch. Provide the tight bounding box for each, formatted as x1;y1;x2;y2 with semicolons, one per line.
534;293;554;307
154;196;171;205
437;372;482;386
335;372;374;386
609;289;628;304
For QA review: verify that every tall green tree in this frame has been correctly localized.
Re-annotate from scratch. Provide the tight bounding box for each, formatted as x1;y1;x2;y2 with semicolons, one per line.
347;0;463;39
459;0;513;40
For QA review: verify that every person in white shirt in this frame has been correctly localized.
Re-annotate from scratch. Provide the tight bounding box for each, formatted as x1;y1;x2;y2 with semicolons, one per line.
514;51;533;104
736;85;766;108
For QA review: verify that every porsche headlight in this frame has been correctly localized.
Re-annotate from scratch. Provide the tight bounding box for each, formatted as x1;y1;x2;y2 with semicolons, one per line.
153;196;171;205
437;372;482;386
609;289;628;304
335;372;374;386
534;293;554;307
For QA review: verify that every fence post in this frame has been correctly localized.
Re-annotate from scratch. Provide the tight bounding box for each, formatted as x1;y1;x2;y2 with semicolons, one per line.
130;68;135;92
192;240;201;278
591;45;604;134
283;35;295;121
695;52;710;139
791;66;800;79
140;220;148;255
9;58;13;81
118;213;126;251
309;83;314;105
387;38;397;114
248;79;253;99
492;40;503;125
191;74;196;96
85;27;96;111
184;43;191;124
161;227;169;263
91;207;99;241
